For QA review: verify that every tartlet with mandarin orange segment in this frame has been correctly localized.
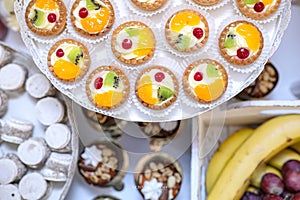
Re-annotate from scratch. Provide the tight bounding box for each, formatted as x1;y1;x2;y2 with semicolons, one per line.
165;9;209;53
70;0;114;39
135;66;178;110
219;20;263;65
47;39;90;82
25;0;67;36
183;59;228;104
237;0;281;20
86;66;129;110
111;21;156;66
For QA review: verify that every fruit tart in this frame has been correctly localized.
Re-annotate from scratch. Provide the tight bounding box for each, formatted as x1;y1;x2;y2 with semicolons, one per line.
183;59;228;103
165;9;209;53
25;0;67;36
111;21;156;65
192;0;222;6
135;66;178;110
237;0;281;20
47;39;90;82
86;66;130;110
130;0;168;11
219;20;263;65
70;0;115;39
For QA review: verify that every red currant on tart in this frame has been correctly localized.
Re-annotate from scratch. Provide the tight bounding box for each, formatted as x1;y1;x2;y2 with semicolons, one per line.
237;48;250;59
194;72;203;81
254;2;265;12
94;77;103;89
56;49;64;57
122;39;133;50
193;28;204;39
47;13;57;23
79;8;88;18
155;72;165;82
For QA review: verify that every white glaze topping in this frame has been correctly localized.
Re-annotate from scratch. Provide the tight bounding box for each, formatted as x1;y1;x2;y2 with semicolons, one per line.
81;145;103;168
141;178;163;200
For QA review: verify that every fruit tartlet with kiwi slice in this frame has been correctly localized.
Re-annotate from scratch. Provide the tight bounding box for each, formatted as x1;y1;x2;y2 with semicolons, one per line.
219;20;264;65
135;66;178;110
47;39;90;82
70;0;115;39
237;0;281;20
183;59;228;104
165;9;209;53
25;0;67;36
86;66;130;110
111;21;156;66
130;0;167;11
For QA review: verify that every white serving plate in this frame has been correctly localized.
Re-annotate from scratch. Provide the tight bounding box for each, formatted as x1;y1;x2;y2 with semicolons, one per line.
192;100;300;199
0;42;79;200
14;0;291;122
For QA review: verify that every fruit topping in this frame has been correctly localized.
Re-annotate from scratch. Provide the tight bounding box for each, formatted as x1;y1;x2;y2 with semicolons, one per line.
170;10;201;32
175;34;191;51
133;28;154;57
31;9;45;27
254;2;265;12
154;72;165;82
282;160;300;176
104;71;119;89
243;0;259;4
122;39;133;50
157;86;174;102
194;72;203;81
206;63;220;78
94;77;103;89
292;193;300;200
67;46;83;65
35;0;58;10
283;170;300;192
224;34;237;48
138;84;157;105
125;27;139;37
94;91;123;107
47;13;57;23
261;173;284;195
236;24;261;51
194;79;225;101
237;48;250;59
56;49;64;57
53;59;80;80
241;191;262;200
263;194;283;200
80;6;110;33
86;0;101;11
193;28;204;39
79;8;89;18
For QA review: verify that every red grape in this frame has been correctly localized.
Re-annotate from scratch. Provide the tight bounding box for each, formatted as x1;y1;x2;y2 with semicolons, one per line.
254;2;265;12
237;48;250;59
291;192;300;200
56;49;64;57
122;39;132;50
241;191;262;200
261;173;284;195
47;13;57;23
94;77;103;89
193;28;204;39
79;8;88;18
194;72;203;81
263;194;283;200
283;170;300;192
282;160;300;176
154;72;165;82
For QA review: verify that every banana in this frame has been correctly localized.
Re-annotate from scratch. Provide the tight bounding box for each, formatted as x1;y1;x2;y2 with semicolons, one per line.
268;148;300;170
205;128;254;193
290;142;300;154
246;186;260;194
207;115;300;200
250;163;281;188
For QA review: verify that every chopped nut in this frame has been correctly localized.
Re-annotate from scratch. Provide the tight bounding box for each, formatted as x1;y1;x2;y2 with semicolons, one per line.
167;176;176;188
174;173;182;183
102;148;113;157
144;125;153;134
109;156;118;165
152;125;160;135
152;172;161;178
103;156;109;163
266;65;276;76
95;168;102;176
158;163;165;172
149;162;158;171
144;169;152;179
101;173;111;180
90;174;99;183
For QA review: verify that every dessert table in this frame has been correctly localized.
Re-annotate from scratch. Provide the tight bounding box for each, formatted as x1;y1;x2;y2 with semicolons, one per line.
2;2;300;199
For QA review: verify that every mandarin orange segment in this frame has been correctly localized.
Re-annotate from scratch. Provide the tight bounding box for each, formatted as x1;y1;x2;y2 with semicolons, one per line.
170;11;201;32
80;6;110;33
262;0;274;5
138;75;152;88
133;28;154;57
53;59;80;80
94;91;123;107
35;0;57;10
137;84;157;105
194;79;225;101
236;24;261;51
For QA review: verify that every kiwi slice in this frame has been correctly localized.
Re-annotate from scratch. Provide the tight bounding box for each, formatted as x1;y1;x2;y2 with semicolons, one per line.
31;9;45;27
104;71;119;88
67;46;83;65
243;0;259;4
206;63;220;78
125;27;139;37
175;34;191;52
158;86;174;101
86;0;101;10
224;34;237;48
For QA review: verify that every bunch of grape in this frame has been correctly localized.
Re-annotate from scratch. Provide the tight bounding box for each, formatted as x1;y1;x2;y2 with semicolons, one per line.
241;160;300;200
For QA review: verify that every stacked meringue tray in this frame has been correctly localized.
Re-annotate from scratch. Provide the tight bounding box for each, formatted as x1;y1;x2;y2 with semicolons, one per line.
0;42;79;200
14;0;291;122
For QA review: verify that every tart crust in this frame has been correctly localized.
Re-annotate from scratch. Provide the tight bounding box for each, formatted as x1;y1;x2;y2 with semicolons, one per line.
183;59;228;104
192;0;222;6
86;66;130;110
25;0;67;36
70;0;115;39
237;0;281;20
47;39;90;82
165;9;209;53
111;21;155;66
131;0;167;11
219;20;263;65
135;66;178;110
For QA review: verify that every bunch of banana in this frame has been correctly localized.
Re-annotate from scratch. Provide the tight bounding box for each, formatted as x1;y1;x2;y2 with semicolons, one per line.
206;115;300;200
